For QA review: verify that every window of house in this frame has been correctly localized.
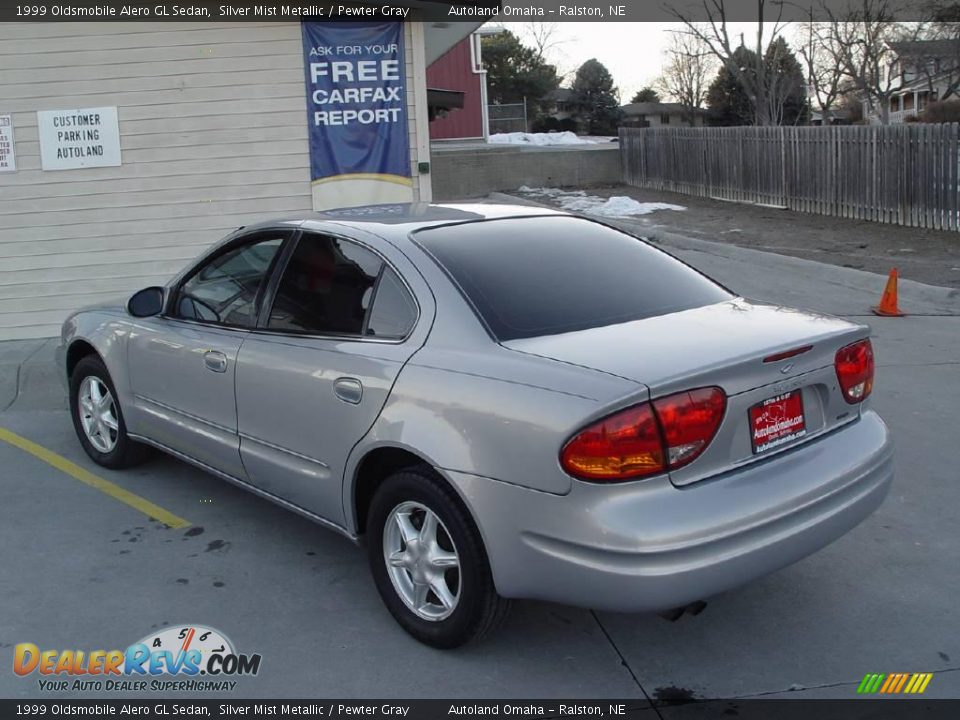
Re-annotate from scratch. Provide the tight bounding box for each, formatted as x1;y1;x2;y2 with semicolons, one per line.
661;113;671;125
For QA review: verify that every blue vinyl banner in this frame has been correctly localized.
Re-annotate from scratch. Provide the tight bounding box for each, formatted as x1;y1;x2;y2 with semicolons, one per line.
301;21;411;192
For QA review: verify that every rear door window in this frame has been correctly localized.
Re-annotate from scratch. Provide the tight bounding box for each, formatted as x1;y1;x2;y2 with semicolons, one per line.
267;233;383;336
415;215;732;341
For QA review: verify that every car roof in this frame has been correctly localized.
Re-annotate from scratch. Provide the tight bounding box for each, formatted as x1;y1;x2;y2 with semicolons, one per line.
239;202;570;240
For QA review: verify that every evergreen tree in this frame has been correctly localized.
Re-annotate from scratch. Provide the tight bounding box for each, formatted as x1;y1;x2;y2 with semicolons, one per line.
706;40;810;126
706;46;757;126
631;87;661;103
570;59;623;134
481;30;560;118
765;37;810;125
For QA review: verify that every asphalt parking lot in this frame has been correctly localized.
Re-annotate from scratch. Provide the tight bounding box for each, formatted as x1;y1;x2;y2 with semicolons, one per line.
1;212;959;708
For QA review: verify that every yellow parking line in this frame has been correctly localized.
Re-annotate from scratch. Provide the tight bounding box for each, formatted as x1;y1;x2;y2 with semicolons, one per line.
0;427;190;530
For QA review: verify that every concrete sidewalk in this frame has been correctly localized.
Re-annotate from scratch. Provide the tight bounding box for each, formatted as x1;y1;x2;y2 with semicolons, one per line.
0;337;63;414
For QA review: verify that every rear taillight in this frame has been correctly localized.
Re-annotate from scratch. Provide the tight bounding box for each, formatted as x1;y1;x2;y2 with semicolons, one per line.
835;339;874;404
652;387;727;469
560;403;665;481
561;387;726;482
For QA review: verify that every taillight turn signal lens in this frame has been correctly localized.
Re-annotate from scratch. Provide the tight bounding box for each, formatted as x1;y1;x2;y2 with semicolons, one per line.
835;338;874;404
561;387;726;482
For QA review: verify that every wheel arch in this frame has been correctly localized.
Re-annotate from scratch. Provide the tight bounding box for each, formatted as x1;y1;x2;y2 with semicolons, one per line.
346;442;490;542
65;338;103;380
349;444;438;536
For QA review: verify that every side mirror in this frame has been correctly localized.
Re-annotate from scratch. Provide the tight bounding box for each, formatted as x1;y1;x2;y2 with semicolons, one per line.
127;286;165;318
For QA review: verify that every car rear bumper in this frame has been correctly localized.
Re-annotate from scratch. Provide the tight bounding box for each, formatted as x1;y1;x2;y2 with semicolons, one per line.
447;409;893;612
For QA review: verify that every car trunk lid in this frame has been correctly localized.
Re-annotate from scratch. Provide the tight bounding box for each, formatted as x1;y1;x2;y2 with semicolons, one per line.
503;298;870;486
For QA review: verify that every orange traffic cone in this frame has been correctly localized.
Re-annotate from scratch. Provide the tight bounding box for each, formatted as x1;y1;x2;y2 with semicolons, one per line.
872;268;905;317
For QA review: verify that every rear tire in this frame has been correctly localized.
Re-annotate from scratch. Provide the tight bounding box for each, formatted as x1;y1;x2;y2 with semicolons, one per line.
366;466;511;648
69;355;147;469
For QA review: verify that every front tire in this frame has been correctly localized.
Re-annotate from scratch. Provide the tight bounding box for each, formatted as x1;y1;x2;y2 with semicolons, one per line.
69;355;146;469
367;467;511;648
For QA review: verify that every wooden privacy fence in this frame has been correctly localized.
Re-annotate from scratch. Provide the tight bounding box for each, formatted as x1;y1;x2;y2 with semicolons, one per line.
620;124;960;231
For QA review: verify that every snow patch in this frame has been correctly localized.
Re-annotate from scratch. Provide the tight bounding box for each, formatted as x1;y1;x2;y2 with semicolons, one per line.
518;187;686;218
488;132;599;146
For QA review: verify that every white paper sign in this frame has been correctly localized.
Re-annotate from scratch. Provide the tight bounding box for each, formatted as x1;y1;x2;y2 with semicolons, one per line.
0;115;15;173
38;106;121;171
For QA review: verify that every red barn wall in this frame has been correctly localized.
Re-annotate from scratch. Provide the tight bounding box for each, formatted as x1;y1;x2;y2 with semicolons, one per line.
426;37;485;140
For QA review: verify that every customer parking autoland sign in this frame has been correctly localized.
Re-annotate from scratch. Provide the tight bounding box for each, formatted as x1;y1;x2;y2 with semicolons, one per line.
37;106;121;171
302;21;412;210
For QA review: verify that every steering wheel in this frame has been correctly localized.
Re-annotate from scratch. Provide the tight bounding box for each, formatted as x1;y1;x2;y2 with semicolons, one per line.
178;294;221;323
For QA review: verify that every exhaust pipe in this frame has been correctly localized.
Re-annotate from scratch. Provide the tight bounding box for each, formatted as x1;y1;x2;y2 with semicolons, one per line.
658;600;707;622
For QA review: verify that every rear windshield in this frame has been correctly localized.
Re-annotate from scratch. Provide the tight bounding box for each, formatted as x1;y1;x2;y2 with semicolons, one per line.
415;215;733;341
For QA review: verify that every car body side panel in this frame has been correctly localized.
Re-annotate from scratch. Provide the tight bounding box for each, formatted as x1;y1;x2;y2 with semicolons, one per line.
345;348;643;512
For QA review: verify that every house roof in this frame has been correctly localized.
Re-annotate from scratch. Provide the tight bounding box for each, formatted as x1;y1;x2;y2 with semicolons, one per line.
550;87;574;101
889;38;960;58
621;102;706;115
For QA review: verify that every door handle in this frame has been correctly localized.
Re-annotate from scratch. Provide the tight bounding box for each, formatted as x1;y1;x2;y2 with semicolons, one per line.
333;377;363;405
203;350;228;373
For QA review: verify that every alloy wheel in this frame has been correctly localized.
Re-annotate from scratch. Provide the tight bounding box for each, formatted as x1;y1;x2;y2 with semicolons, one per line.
78;376;119;453
383;501;461;621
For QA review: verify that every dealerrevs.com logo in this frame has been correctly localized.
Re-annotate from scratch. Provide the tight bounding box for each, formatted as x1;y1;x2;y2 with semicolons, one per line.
13;624;261;692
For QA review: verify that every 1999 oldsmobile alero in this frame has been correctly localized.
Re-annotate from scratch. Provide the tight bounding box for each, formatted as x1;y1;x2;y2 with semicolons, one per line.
57;204;893;647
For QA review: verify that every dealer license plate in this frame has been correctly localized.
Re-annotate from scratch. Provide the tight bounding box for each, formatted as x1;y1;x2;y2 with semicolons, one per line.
749;389;807;454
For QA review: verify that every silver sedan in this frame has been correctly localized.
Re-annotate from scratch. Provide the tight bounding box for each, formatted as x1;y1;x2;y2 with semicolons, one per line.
57;204;893;647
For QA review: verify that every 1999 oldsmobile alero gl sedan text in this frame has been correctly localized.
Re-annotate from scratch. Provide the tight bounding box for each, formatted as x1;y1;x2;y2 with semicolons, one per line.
57;204;893;648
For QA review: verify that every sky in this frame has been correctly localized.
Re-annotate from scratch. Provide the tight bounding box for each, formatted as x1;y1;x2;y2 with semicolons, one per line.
491;22;802;104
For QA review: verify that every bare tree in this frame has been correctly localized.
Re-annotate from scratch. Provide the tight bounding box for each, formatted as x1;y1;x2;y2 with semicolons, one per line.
910;5;960;103
668;0;789;125
656;28;718;124
517;22;576;83
521;22;565;59
821;0;914;124
798;13;847;123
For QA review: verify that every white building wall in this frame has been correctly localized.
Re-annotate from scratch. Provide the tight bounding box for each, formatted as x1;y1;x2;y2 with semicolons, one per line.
0;20;428;341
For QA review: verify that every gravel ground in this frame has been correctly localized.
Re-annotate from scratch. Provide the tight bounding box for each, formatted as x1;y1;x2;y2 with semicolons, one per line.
515;185;960;289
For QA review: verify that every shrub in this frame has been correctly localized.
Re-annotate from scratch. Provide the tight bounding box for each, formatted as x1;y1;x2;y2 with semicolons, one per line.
531;115;562;133
919;100;960;123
